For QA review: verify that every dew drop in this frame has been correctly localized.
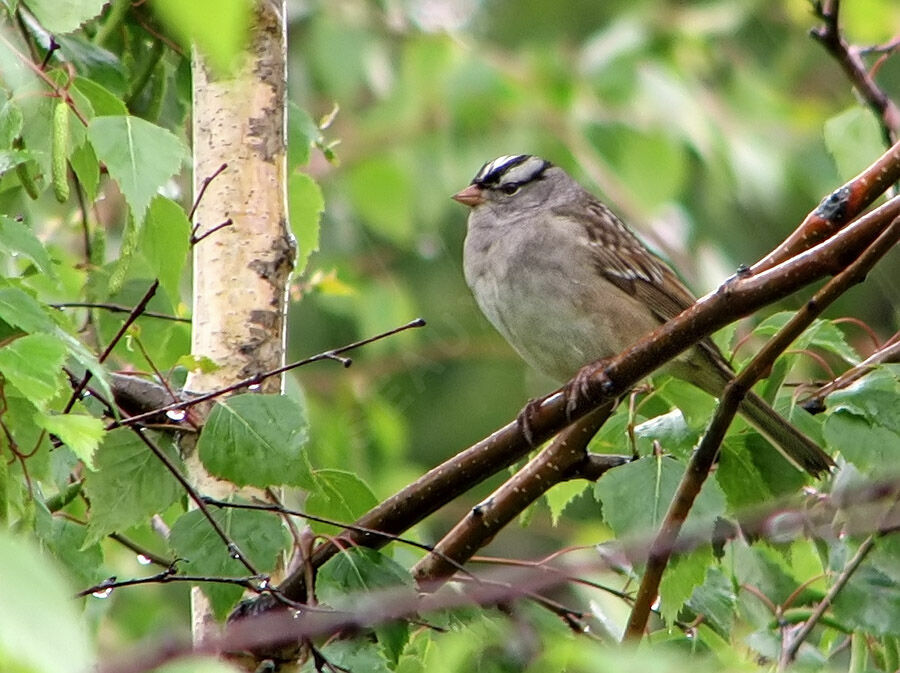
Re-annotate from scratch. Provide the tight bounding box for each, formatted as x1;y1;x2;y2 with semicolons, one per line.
166;409;186;422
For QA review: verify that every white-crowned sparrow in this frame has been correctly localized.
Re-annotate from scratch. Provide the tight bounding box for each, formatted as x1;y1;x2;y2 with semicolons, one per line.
454;154;833;476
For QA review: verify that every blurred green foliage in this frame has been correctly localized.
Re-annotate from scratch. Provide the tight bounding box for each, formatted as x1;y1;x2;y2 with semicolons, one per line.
1;0;899;670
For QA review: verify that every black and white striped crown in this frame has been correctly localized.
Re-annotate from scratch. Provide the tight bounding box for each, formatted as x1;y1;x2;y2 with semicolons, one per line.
472;155;551;188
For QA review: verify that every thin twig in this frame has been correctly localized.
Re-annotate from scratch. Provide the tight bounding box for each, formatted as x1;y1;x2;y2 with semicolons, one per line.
52;302;190;323
63;280;159;414
106;318;426;430
129;427;260;577
778;535;878;667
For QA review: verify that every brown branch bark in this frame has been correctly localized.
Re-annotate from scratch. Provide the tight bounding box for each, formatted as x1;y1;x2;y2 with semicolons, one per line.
411;402;623;586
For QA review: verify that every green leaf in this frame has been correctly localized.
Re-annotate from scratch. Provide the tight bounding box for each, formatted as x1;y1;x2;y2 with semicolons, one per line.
287;102;317;168
149;0;253;74
346;157;414;245
826;365;900;433
545;480;589;526
35;412;105;470
0;333;66;408
288;171;323;275
659;546;713;626
142;196;190;301
0;531;94;673
0;100;24;145
20;0;108;34
0;285;57;334
824;107;884;181
73;77;128;117
305;469;378;535
686;567;736;637
34;503;103;587
69;141;100;202
0;215;55;277
753;313;860;365
833;563;900;636
83;428;184;545
168;506;289;618
823;411;900;474
594;456;726;540
715;438;774;510
633;408;700;460
318;547;414;610
197;394;312;488
86;115;186;221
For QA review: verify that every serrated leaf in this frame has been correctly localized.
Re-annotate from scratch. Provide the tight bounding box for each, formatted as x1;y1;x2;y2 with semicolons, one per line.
0;215;55;277
594;456;726;541
545;480;589;526
197;394;312;488
686;567;736;637
0;101;24;145
168;506;289;618
0;531;94;673
754;313;859;365
35;412;105;470
21;0;107;34
73;77;127;117
142;196;190;300
288;102;317;168
0;285;57;333
318;547;414;610
833;563;900;635
305;469;378;535
288;171;323;275
825;366;900;433
83;428;184;545
823;411;900;473
715;438;774;510
34;503;103;587
87;115;186;221
659;546;713;626
0;333;66;408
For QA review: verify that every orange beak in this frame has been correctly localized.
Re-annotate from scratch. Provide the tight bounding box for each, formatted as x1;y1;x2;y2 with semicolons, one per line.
452;184;485;207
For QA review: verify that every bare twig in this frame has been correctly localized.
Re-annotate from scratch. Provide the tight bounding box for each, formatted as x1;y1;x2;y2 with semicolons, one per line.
810;0;900;145
106;318;426;430
778;535;878;668
802;332;900;412
52;302;190;323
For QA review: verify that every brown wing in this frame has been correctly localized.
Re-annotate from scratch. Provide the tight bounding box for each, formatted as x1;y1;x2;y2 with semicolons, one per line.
552;198;731;372
552;199;697;322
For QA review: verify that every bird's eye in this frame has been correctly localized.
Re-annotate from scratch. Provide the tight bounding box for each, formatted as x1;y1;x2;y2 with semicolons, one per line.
500;183;520;195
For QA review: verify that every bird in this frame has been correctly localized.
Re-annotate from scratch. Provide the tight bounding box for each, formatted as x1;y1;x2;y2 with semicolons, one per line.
453;154;833;476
